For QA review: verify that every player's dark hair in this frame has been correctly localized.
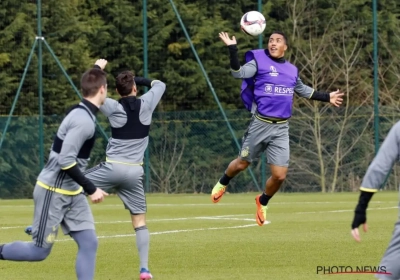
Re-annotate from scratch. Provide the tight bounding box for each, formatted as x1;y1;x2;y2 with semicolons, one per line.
270;31;288;45
116;70;135;97
80;68;107;98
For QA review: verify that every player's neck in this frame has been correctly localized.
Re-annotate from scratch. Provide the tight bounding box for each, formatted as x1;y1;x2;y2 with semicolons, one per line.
265;49;286;63
84;97;102;108
270;55;285;63
121;93;137;98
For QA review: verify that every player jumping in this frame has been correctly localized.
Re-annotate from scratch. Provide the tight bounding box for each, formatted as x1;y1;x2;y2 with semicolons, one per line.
212;31;344;226
86;69;165;279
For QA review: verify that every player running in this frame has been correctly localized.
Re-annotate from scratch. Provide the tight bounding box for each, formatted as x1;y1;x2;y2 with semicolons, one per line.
26;68;165;280
211;31;344;226
0;59;109;280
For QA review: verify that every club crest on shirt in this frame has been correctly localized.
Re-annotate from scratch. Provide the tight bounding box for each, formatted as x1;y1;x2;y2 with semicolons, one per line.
265;85;273;93
269;66;279;77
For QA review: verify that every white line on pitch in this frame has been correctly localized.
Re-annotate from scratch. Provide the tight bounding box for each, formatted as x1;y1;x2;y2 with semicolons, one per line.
0;214;254;230
198;217;255;221
0;223;264;243
1;207;397;230
0;201;397;208
55;223;263;242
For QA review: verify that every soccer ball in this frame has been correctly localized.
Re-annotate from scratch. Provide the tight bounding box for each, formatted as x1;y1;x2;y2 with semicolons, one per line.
240;11;266;36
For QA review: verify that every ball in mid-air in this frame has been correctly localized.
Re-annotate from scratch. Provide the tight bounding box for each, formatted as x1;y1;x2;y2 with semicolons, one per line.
240;11;266;36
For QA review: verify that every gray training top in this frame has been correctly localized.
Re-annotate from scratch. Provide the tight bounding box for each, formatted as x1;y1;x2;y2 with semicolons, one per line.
36;101;97;193
232;59;315;98
99;80;166;164
360;121;400;193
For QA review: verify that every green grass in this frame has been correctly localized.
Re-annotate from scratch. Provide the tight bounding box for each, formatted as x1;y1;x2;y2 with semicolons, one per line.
0;192;398;279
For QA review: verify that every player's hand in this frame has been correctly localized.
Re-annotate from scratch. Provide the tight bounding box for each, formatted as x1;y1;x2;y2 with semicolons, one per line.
89;188;109;204
95;59;108;70
329;89;344;107
351;211;368;242
219;32;237;46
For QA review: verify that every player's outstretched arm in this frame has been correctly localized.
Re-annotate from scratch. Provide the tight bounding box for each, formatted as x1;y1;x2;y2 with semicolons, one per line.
94;59;107;70
218;32;256;79
92;59;128;119
294;77;344;107
92;58;121;117
351;121;400;242
138;77;166;112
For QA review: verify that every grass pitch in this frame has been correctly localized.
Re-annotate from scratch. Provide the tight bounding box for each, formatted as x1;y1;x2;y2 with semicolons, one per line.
0;192;398;279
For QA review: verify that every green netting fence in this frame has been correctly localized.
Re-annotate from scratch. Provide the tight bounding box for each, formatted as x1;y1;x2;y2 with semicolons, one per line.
0;105;399;199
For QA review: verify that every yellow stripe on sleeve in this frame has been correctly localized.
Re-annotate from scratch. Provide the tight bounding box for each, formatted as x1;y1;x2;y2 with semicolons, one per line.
61;162;77;170
308;89;315;99
360;187;378;193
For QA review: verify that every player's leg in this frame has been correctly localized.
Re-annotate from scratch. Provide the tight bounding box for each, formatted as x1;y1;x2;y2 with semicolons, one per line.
211;116;265;203
131;214;152;280
0;185;63;261
264;123;289;198
117;165;152;279
76;161;113;279
62;193;98;280
0;242;50;262
69;230;98;280
211;157;251;203
375;220;400;280
255;122;289;226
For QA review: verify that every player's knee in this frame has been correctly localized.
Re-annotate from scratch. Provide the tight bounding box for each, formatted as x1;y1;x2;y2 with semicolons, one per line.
78;236;98;253
35;246;52;261
271;172;287;182
84;235;99;251
131;213;146;228
74;230;98;251
235;159;250;171
89;237;98;251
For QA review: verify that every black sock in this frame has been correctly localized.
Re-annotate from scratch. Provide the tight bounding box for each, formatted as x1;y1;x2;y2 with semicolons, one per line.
259;193;272;206
0;244;4;260
219;173;232;186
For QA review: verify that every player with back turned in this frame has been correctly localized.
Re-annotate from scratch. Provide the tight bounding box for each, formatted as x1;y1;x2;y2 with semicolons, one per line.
82;68;166;280
24;64;165;279
211;31;344;226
